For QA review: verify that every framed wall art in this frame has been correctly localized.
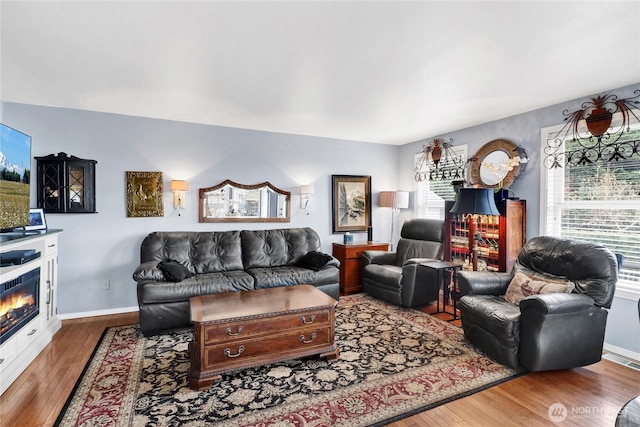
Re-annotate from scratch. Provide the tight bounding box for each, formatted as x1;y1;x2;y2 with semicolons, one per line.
331;175;371;233
126;171;164;217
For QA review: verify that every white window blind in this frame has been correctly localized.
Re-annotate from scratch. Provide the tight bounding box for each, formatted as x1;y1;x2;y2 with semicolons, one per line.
414;145;467;220
540;122;640;298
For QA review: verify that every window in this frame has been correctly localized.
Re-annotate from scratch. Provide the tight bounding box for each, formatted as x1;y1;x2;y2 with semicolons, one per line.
414;145;467;220
540;123;640;299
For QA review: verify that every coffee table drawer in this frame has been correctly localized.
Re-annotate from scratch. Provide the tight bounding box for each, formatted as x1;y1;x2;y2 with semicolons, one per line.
203;309;330;344
204;327;332;367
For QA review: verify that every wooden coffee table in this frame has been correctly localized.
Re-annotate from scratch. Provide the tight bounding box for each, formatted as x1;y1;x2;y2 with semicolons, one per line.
188;285;340;391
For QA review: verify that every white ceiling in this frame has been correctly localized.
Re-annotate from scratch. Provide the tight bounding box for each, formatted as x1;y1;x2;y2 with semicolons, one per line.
2;1;639;145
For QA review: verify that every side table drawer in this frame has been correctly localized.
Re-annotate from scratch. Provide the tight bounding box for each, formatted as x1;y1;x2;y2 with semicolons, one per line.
203;309;330;344
343;246;366;259
204;326;332;368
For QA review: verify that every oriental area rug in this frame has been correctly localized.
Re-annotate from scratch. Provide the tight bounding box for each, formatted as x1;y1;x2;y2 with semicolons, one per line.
55;294;521;427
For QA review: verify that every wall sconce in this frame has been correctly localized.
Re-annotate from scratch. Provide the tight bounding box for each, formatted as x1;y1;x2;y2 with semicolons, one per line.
170;180;189;215
379;190;409;250
300;185;315;215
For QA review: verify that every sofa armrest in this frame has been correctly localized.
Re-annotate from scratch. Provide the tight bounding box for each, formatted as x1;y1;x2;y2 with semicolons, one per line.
457;271;512;296
132;261;165;282
362;250;396;267
519;293;596;315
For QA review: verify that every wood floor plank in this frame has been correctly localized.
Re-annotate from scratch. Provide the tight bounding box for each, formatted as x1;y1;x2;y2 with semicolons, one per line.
1;310;639;427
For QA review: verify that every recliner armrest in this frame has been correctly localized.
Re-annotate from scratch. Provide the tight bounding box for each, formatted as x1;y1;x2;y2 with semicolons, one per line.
362;250;396;267
519;293;596;315
403;257;440;266
457;271;512;296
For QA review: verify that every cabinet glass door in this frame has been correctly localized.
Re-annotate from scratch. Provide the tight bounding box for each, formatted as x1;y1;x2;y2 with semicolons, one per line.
41;162;64;212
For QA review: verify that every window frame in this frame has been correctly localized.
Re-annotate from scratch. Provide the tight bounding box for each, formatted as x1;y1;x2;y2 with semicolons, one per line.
539;122;640;300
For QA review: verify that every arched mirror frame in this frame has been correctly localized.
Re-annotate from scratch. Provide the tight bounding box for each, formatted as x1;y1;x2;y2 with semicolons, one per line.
199;179;291;223
469;139;523;189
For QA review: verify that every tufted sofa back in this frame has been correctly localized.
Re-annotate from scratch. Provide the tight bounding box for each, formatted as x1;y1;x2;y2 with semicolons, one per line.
241;228;322;269
516;236;618;308
139;228;323;273
140;231;244;274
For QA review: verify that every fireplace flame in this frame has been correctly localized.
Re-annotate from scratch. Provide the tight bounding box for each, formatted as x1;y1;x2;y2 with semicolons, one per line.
1;292;35;317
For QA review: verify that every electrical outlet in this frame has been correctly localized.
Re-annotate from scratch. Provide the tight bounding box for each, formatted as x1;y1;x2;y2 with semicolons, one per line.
102;280;110;290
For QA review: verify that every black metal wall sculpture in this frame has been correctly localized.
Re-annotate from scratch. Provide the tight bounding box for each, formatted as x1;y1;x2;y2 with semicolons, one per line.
544;90;640;168
414;138;466;181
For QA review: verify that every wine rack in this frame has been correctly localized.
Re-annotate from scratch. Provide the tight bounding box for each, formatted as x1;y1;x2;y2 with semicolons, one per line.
445;199;526;272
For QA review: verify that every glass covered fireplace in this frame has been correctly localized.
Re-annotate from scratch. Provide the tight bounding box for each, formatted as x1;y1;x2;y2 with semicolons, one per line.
1;268;40;344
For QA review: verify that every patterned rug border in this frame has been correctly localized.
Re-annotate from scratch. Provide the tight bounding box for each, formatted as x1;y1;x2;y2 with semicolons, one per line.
54;325;113;427
54;294;526;426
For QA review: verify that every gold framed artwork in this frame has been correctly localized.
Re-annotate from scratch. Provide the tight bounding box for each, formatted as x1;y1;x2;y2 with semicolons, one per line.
331;175;371;233
126;171;164;217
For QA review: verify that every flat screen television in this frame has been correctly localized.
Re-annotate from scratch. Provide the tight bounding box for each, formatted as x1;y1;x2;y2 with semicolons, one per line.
0;123;32;231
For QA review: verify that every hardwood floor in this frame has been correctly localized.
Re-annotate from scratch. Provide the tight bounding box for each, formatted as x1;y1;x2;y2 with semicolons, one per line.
2;308;639;427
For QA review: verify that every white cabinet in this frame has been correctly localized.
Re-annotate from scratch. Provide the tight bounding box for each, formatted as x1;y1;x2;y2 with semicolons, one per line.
0;230;62;395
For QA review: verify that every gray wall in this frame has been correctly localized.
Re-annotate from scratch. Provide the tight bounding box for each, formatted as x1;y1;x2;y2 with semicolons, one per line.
3;103;399;314
3;82;639;357
398;82;640;357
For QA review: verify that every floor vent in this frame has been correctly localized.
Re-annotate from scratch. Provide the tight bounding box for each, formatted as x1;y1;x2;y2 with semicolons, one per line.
603;352;640;371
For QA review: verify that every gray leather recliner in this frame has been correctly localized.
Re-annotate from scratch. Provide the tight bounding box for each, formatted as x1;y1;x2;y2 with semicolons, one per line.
458;236;618;371
361;218;445;307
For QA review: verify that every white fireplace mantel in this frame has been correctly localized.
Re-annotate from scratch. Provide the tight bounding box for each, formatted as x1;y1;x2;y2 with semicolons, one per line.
0;229;62;395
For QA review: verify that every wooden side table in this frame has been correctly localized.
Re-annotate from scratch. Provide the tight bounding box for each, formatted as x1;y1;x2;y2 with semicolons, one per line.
332;242;389;295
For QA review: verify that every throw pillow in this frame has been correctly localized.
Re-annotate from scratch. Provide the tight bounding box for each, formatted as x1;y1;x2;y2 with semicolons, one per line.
157;260;194;282
295;251;333;271
505;271;574;304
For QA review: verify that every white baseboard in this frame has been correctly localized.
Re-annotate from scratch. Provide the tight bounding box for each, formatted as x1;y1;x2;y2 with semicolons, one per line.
603;343;640;363
58;305;139;320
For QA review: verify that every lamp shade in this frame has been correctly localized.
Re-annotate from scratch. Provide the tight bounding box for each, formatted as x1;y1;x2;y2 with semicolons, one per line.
170;180;189;191
300;185;315;195
449;188;500;215
379;191;409;209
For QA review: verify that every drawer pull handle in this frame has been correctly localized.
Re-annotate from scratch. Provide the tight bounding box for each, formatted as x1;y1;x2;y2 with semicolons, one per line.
299;333;317;344
301;315;315;324
27;329;37;336
0;358;4;364
224;346;245;358
225;326;243;336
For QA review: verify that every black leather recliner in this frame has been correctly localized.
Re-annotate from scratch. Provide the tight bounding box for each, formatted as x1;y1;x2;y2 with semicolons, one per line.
458;236;618;371
361;218;444;307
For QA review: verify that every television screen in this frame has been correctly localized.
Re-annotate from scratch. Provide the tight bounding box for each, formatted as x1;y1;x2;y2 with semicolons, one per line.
0;123;32;231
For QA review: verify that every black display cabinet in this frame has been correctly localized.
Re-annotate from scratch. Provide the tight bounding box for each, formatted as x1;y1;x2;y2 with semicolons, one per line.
35;152;97;213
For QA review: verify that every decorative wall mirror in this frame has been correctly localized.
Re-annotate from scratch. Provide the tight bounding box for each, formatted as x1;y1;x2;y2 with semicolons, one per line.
468;139;527;189
199;180;291;223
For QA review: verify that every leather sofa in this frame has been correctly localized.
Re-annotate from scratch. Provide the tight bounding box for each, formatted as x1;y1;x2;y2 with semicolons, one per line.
132;228;339;336
361;218;445;307
458;236;617;371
